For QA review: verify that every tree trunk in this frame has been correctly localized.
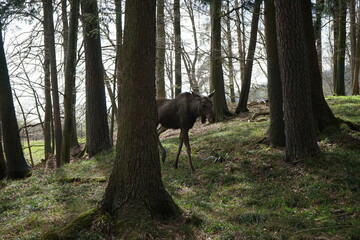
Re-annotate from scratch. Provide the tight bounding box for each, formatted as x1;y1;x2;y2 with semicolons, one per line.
174;0;182;96
61;0;80;165
43;23;53;161
115;0;123;119
210;0;231;121
236;0;261;113
225;0;236;103
264;0;285;147
101;0;180;220
0;125;7;180
301;0;339;132
81;0;111;157
235;0;246;84
156;0;166;98
332;0;339;94
274;0;320;163
0;25;31;179
314;0;324;77
353;3;360;95
43;0;62;167
334;0;346;96
350;0;356;86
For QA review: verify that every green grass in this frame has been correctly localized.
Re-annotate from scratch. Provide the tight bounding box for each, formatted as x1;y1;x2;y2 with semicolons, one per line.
1;96;360;239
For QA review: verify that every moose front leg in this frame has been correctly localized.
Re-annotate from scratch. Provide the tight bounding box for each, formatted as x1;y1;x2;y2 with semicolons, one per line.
157;126;168;163
182;130;195;172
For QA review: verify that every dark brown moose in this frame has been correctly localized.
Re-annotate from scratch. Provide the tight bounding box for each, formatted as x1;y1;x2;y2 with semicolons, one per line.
157;91;215;172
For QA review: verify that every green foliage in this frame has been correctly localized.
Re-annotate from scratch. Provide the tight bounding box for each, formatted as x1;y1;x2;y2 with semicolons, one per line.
0;97;359;239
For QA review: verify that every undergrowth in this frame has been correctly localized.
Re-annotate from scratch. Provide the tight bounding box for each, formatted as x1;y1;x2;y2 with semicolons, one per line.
0;96;359;239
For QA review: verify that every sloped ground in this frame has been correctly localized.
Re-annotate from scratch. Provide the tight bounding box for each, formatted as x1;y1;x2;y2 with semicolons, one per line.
0;96;359;239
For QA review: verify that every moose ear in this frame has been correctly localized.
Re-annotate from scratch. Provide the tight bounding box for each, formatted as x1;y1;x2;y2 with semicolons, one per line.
208;91;215;98
191;91;201;98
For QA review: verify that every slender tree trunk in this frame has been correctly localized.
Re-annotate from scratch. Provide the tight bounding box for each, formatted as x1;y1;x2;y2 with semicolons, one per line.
274;0;320;163
43;0;62;167
264;0;285;147
236;0;261;113
156;0;166;97
101;0;180;221
81;0;112;157
334;0;347;96
13;91;34;167
115;0;123;120
302;0;339;131
43;26;53;160
210;0;231;121
0;25;31;179
0;125;6;180
353;3;360;95
314;0;324;77
61;0;80;165
174;0;182;95
225;1;236;103
332;0;339;92
235;0;246;84
350;0;356;86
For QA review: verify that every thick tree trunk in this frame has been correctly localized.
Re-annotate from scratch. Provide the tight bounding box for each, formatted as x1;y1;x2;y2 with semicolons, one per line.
0;25;31;179
101;0;180;220
236;0;261;113
174;0;182;96
301;0;339;132
61;0;80;165
264;0;285;147
210;0;231;121
274;0;320;163
353;3;360;95
115;0;123;119
43;0;62;167
81;0;111;157
156;0;166;98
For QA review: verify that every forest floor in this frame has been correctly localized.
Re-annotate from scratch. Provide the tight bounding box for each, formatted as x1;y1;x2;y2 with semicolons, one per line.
0;96;360;240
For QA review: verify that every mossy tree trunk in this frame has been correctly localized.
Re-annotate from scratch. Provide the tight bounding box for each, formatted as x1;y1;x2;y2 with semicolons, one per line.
100;0;181;220
274;0;321;163
236;0;261;114
0;24;31;179
81;0;111;157
264;0;285;147
61;0;80;165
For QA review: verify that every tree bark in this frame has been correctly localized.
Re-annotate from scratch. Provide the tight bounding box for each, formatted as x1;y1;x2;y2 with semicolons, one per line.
210;0;231;121
236;0;261;113
235;0;246;84
43;0;62;167
61;0;80;164
264;0;285;147
81;0;111;157
174;0;182;96
0;25;31;179
314;0;324;77
225;0;236;103
101;0;180;220
0;124;6;180
334;0;346;96
353;2;360;95
115;0;123;119
156;0;166;97
301;0;339;132
274;0;320;163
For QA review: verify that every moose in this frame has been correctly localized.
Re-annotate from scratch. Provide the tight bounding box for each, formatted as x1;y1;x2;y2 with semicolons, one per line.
157;91;215;172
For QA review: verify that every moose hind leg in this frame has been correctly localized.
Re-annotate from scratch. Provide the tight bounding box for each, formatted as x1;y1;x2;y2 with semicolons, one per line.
157;126;168;163
174;132;183;169
182;130;195;172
